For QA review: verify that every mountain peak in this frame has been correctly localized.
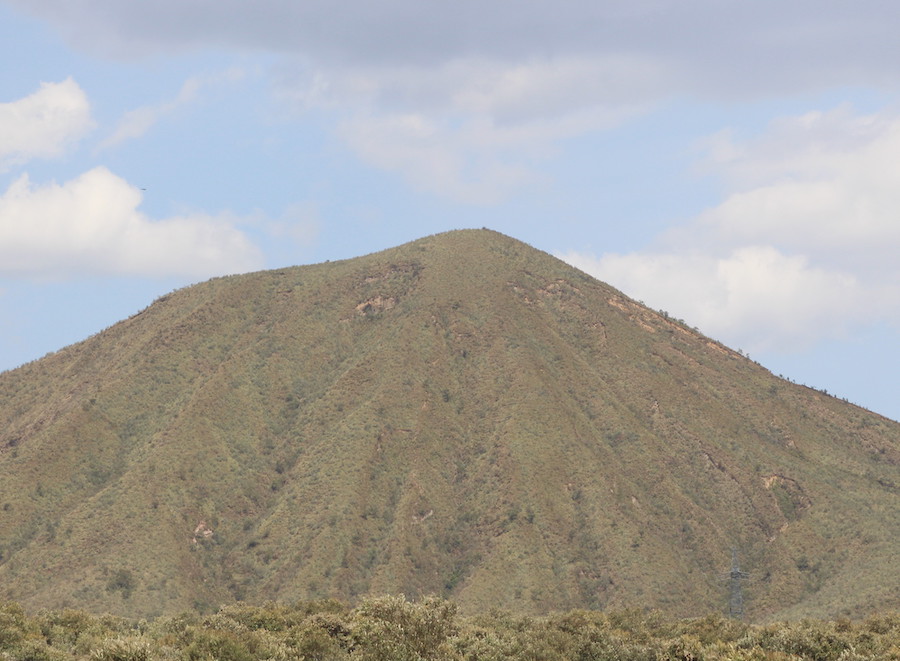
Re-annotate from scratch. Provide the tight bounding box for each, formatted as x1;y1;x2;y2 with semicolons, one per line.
1;231;897;620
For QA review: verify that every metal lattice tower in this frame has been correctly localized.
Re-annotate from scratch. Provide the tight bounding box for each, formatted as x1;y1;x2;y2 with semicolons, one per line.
728;548;749;619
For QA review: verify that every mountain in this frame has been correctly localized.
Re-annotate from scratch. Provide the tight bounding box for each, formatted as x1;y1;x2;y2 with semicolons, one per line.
0;229;897;620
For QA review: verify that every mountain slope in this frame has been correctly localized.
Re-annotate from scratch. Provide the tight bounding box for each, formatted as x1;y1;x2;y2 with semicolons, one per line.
0;229;897;620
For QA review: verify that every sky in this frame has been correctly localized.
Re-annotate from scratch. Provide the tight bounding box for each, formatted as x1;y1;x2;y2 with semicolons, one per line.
1;0;898;422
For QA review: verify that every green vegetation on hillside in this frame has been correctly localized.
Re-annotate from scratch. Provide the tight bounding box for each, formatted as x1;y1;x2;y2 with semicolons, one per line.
0;230;897;621
1;598;899;661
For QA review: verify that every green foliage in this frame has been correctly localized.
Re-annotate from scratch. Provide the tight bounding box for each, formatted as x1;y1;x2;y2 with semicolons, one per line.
182;628;256;661
0;602;28;647
283;618;350;661
0;600;898;661
88;636;152;661
353;595;457;661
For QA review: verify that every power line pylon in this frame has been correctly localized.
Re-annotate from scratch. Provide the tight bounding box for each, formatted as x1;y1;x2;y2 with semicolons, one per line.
727;548;749;619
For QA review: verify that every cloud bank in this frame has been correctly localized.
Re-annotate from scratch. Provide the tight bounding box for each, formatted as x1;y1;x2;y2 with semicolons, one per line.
281;56;653;203
10;0;900;97
0;78;93;171
0;79;264;280
562;106;900;352
0;167;263;278
14;1;900;203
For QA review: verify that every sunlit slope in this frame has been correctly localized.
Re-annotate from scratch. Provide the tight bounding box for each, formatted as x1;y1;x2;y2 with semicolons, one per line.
0;229;897;620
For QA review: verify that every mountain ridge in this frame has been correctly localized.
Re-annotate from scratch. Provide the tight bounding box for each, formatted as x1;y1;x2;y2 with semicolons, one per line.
1;229;897;620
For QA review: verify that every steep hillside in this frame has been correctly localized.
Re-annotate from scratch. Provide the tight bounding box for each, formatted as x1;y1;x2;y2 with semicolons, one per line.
0;229;897;620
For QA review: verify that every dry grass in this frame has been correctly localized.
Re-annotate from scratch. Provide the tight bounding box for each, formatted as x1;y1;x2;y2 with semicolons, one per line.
0;230;897;620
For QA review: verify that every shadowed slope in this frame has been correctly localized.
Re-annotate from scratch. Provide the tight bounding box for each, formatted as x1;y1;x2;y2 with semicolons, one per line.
0;230;897;619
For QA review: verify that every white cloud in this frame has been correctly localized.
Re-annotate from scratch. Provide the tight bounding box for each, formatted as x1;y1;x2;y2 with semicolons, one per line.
563;247;872;352
96;82;198;151
0;167;263;278
20;0;900;205
688;107;900;274
562;104;900;352
98;69;245;151
0;78;93;170
337;112;541;204
288;57;651;204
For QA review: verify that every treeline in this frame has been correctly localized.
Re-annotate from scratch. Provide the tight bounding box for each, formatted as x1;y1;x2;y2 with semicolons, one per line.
1;596;898;661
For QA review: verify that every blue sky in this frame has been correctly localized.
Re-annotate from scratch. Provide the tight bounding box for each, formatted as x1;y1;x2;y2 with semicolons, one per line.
1;0;898;421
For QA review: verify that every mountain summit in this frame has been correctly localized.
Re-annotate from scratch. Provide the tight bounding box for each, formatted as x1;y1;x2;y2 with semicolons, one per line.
1;230;897;620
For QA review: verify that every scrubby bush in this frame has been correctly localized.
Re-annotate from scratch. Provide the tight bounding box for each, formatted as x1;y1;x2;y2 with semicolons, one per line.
0;599;898;660
283;620;350;660
352;595;458;661
0;602;28;647
181;628;256;661
88;636;152;661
